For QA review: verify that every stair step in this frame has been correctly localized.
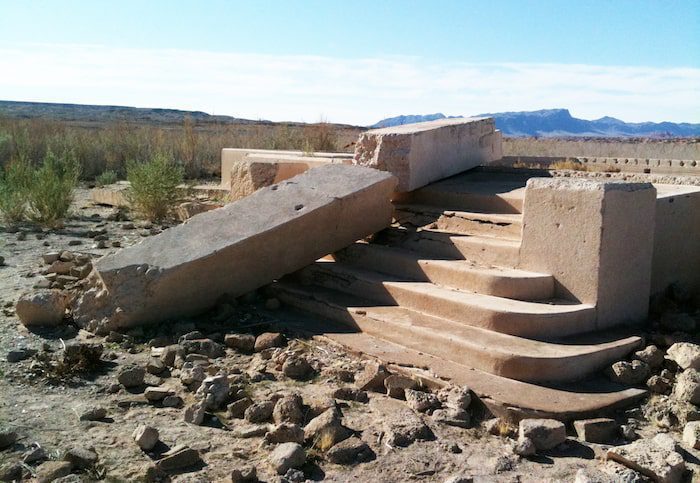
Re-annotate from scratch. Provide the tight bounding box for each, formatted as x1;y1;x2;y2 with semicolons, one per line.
376;227;521;267
295;262;596;339
335;243;554;300
394;204;522;240
272;281;641;383
392;173;527;214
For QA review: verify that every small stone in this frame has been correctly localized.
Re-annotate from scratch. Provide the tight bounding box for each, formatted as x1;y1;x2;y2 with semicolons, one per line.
439;385;472;410
118;365;145;388
667;342;700;370
331;387;369;403
282;356;314;380
355;361;390;392
273;395;304;425
196;374;230;410
265;423;305;444
432;408;470;428
63;446;98;469
180;338;225;359
36;460;73;483
673;368;700;404
621;424;637;440
326;436;372;464
42;252;60;264
405;389;441;412
230;465;257;483
606;434;685;483
254;332;285;351
245;401;275;423
269;442;305;475
385;411;434;446
146;357;166;375
233;424;270;438
573;418;619;444
68;239;82;246
79;406;107;421
647;375;672;394
156;445;201;471
384;374;418;399
634;345;665;369
6;347;36;362
0;462;22;482
265;297;281;310
513;437;537;456
184;402;206;425
162;395;183;408
0;429;17;449
225;333;256;352
608;360;650;385
133;425;159;451
23;446;48;464
304;407;351;449
16;289;69;327
228;397;254;419
144;386;173;402
47;260;74;275
518;419;566;451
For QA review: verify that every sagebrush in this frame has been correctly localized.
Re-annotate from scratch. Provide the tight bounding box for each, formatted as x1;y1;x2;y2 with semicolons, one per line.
27;148;80;227
126;154;184;222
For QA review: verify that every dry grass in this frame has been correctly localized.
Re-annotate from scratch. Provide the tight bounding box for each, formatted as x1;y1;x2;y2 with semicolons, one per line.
504;137;700;159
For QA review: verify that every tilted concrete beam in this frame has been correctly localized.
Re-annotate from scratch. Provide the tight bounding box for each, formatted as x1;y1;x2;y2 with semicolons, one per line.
73;164;397;331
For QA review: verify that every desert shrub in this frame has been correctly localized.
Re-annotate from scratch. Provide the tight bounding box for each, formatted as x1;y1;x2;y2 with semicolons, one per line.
27;148;80;227
95;169;118;186
126;153;184;222
0;156;33;224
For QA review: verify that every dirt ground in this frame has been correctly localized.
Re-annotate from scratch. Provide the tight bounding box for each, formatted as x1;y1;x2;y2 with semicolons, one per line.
0;187;698;482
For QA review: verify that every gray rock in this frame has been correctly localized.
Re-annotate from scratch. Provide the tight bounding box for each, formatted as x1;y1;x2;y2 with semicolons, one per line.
43;252;60;264
439;385;472;410
118;365;145;388
36;460;73;483
673;368;700;404
16;289;69;327
162;395;183;408
79;406;107;421
634;345;665;369
304;407;351;448
180;338;225;359
608;360;650;385
405;389;441;412
228;397;254;419
269;442;305;475
385;411;433;446
245;401;275;423
273;395;304;425
518;419;566;451
573;418;619;444
331;387;369;403
667;342;700;370
0;462;22;482
647;375;672;394
0;429;17;449
133;425;159;451
265;423;305;444
23;446;48;464
184;402;206;425
230;465;257;482
282;356;314;380
63;446;98;469
196;374;230;410
7;347;36;362
144;386;174;402
326;436;372;464
146;357;165;375
224;333;256;352
254;332;285;351
354;362;390;392
607;434;685;483
156;445;201;471
512;437;537;456
384;374;417;399
432;408;470;428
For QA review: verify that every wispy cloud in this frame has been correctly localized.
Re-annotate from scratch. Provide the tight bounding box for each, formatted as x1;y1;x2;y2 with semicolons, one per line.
1;43;698;124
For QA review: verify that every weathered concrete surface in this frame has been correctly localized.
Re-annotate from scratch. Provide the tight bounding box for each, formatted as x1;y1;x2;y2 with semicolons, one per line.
353;117;502;192
519;178;656;329
651;184;700;302
72;164;397;330
221;149;353;199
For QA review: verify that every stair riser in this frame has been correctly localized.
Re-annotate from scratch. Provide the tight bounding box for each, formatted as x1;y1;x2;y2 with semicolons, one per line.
388;233;520;267
394;190;523;214
272;285;637;383
335;246;554;300
394;208;522;239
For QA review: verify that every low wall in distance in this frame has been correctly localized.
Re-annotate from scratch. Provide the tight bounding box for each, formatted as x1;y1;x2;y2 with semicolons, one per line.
495;156;700;176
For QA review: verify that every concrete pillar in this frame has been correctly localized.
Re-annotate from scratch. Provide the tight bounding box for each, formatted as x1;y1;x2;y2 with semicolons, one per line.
519;178;656;329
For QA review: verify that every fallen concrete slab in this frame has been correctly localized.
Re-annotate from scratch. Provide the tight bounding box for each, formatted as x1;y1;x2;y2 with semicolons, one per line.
353;117;502;192
72;164;397;330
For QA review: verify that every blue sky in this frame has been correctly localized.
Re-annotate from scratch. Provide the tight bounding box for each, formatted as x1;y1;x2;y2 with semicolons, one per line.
1;0;699;124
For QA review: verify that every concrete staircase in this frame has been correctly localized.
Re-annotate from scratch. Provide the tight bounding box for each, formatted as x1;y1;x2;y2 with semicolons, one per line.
272;170;646;420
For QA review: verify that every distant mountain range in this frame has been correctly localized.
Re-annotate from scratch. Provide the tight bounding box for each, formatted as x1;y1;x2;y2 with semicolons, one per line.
373;109;700;138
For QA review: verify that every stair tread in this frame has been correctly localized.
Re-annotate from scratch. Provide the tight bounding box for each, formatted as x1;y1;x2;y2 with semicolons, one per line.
394;204;523;224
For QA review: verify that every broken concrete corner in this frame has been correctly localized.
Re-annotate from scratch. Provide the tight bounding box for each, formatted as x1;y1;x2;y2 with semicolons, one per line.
72;164;397;331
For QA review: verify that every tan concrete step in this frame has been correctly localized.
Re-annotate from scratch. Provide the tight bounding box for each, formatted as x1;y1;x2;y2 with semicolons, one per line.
334;243;554;301
376;227;521;268
393;204;522;240
272;281;641;383
296;262;596;339
392;171;527;214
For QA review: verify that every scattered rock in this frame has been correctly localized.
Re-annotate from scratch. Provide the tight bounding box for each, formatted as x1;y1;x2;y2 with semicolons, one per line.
133;425;160;451
384;374;418;399
16;289;69;326
273;395;304;425
6;347;36;363
331;387;369;403
245;401;275;423
42;252;60;264
160;345;179;367
355;362;390;392
180;338;225;359
439;385;473;410
385;411;434;447
146;357;166;375
518;419;566;451
228;397;254;419
304;407;351;449
184;402;206;425
23;446;48;464
162;395;183;408
254;332;285;351
512;437;537;457
607;433;685;483
432;407;470;428
0;429;17;449
269;442;305;475
405;389;441;412
225;333;256;352
647;375;673;394
196;374;230;410
326;436;372;464
608;360;650;385
634;345;665;369
156;445;201;471
118;364;145;388
36;460;73;483
265;423;305;444
573;418;619;444
63;446;98;469
667;342;700;370
673;368;700;404
0;462;22;482
282;356;314;380
144;386;174;402
79;406;107;421
230;465;257;482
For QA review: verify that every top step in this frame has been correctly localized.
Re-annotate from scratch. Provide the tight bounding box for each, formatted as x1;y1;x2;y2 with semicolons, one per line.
393;170;528;214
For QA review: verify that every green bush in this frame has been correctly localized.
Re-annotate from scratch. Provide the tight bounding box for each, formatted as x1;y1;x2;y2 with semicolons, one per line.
126;153;183;222
27;148;80;227
95;169;118;186
0;156;33;224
